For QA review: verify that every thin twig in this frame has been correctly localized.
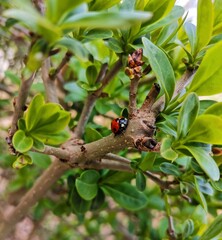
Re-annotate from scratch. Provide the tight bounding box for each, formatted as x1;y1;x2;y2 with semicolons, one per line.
74;60;121;138
32;0;45;14
49;51;72;81
0;83;13;96
0;16;30;36
9;72;36;139
95;58;122;97
151;69;195;115
143;171;173;190
164;194;177;240
128;75;140;117
140;83;160;113
105;153;131;164
126;49;144;117
41;58;59;103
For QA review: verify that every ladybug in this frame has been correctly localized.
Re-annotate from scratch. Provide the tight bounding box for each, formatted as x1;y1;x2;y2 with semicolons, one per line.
111;117;128;135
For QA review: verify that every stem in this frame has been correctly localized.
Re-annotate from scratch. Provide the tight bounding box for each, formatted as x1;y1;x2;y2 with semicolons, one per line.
140;83;160;113
74;60;121;138
151;69;195;116
9;72;36;138
128;75;140;117
41;58;59;103
164;193;177;240
49;51;72;80
143;171;173;190
0;160;69;239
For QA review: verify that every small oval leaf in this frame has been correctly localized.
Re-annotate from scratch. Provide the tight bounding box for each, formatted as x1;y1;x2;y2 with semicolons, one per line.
136;171;146;192
12;130;33;153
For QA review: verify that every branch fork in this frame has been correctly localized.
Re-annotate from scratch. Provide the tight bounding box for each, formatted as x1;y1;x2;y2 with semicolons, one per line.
125;48;161;151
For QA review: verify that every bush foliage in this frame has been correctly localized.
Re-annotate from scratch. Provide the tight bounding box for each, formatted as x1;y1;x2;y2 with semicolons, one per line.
1;0;222;239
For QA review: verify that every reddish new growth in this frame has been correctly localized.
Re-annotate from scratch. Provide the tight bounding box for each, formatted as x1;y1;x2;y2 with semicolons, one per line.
125;48;144;79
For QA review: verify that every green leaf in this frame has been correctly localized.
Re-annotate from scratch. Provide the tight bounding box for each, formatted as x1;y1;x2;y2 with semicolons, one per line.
196;176;214;196
78;81;102;91
184;22;196;56
84;127;102;143
156;22;178;47
159;162;181;177
179;144;220;181
33;130;70;145
33;104;70;134
12;154;33;169
89;0;121;10
4;8;61;43
56;37;89;61
32;138;45;151
188;41;222;96
29;152;51;169
78;170;100;183
86;65;98;86
160;136;178;161
25;94;45;131
139;152;157;171
76;170;100;200
106;38;123;53
194;176;208;212
204;102;222;116
90;188;105;211
214;0;222;27
101;171;134;185
200;214;222;240
196;0;213;53
64;82;87;102
46;0;90;24
142;37;175;105
4;70;21;85
211;179;222;192
12;130;33;153
84;39;110;63
136;171;146;192
26;39;49;71
145;0;175;23
18;118;26;131
199;100;216;115
76;180;98;201
69;186;92;214
183;219;194;239
138;6;184;36
177;93;199;139
60;11;152;30
84;29;113;39
102;182;148;211
184;115;222;145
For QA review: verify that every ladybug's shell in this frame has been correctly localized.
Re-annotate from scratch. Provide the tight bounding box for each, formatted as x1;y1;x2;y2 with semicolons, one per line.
111;117;128;135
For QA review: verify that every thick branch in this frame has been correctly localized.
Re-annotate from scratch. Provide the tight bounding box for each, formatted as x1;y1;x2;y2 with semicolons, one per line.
0;159;69;239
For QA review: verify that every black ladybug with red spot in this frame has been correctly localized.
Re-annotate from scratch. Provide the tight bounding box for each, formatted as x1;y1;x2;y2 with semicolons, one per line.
111;117;128;135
